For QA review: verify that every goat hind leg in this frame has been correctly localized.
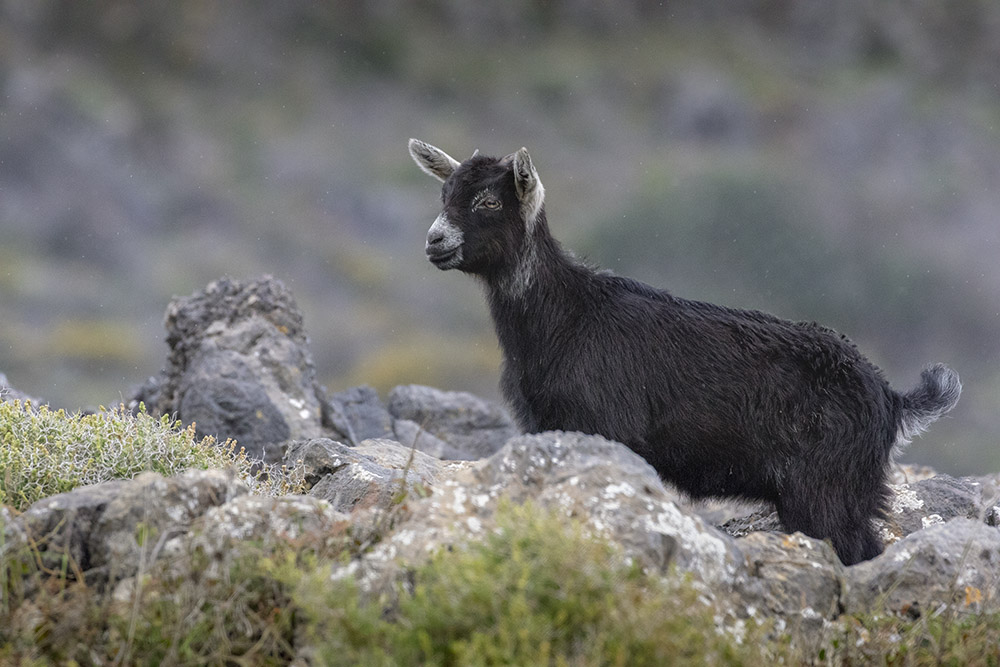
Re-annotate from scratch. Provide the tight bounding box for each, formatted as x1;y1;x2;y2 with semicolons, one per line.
775;481;884;565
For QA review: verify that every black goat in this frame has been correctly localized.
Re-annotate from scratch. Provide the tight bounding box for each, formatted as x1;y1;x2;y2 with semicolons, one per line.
408;138;961;565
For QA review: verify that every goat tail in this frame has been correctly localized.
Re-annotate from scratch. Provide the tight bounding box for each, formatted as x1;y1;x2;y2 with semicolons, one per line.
895;363;961;447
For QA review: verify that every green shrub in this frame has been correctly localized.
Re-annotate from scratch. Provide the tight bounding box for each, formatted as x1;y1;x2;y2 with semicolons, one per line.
298;502;760;666
0;399;297;511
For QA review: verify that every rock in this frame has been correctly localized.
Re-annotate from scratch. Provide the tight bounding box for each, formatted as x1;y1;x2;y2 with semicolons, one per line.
110;494;351;617
393;418;479;460
720;508;784;538
0;505;22;541
971;471;1000;521
9;469;246;589
187;494;349;559
287;437;452;513
87;469;247;585
323;385;394;444
178;349;291;462
337;431;743;596
879;474;985;544
479;432;742;579
6;406;1000;644
354;438;448;483
387;384;518;459
844;518;1000;617
687;497;765;527
732;531;844;628
12;479;133;577
284;438;351;488
132;276;329;461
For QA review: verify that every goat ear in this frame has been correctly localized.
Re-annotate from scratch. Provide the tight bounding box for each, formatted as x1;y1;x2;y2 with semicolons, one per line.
512;147;545;228
408;139;461;183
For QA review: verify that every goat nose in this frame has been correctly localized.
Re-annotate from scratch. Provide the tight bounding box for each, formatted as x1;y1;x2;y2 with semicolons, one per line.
426;229;445;248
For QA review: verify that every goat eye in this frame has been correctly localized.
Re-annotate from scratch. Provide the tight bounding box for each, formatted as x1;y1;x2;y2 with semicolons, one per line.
480;197;501;210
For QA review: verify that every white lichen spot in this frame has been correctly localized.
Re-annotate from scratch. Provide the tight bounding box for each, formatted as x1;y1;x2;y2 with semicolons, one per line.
724;618;747;645
792;535;814;549
889;485;925;513
467;516;483;533
451;486;468;515
602;482;636;499
351;466;379;482
394;529;416;547
801;607;821;620
921;514;945;529
288;397;305;409
166;503;187;523
588;516;608;535
893;548;913;564
955;567;980;588
556;493;576;513
472;493;491;509
878;525;898;543
299;408;311;419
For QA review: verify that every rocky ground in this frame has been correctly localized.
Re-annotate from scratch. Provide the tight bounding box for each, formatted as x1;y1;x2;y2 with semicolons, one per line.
3;275;999;657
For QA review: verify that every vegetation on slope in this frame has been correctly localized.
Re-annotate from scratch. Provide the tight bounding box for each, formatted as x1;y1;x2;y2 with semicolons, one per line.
2;403;1000;664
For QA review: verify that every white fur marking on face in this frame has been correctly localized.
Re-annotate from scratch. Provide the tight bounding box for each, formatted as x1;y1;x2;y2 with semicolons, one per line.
427;212;463;248
426;212;464;269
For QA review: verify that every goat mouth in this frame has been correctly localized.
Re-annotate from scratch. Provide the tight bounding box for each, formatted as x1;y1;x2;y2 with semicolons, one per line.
427;246;461;269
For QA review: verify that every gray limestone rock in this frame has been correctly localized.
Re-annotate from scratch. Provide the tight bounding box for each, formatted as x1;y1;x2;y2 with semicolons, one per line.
387;384;518;459
323;385;395;445
844;518;1000;617
131;276;328;461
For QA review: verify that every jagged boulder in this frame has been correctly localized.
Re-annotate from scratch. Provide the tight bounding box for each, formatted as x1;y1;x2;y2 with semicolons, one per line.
130;276;330;461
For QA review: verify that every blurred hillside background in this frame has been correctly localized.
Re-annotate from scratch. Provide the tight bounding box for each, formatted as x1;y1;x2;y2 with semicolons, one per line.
1;1;998;474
